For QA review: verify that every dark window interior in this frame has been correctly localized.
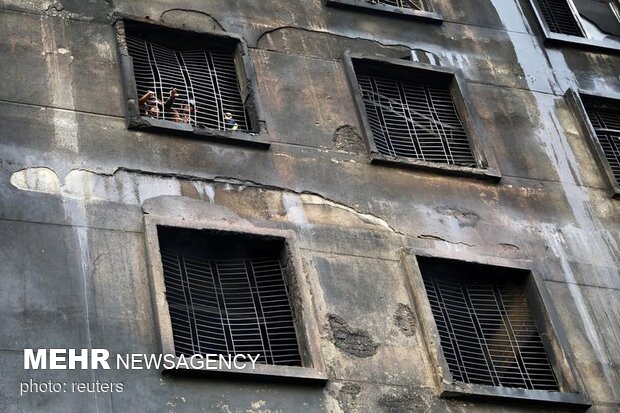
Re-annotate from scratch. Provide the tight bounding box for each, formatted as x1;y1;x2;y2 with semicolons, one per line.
157;226;302;367
353;61;476;167
582;95;620;186
535;0;585;37
418;257;560;391
125;21;250;132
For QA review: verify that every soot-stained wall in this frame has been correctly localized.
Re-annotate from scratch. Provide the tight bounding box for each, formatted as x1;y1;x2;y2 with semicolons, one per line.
0;0;619;412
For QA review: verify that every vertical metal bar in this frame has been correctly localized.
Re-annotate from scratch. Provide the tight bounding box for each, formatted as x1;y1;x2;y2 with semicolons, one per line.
174;51;194;125
461;282;502;387
178;253;200;354
246;259;273;365
432;279;471;384
369;77;397;157
398;81;423;160
212;260;236;356
205;51;225;130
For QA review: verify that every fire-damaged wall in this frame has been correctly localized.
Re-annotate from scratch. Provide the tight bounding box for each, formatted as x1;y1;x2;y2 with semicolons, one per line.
0;0;619;412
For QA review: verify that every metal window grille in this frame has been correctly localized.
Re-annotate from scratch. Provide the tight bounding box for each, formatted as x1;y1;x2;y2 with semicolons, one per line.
159;246;302;367
584;101;620;185
126;35;249;131
375;0;426;11
535;0;585;37
422;269;560;391
357;74;477;167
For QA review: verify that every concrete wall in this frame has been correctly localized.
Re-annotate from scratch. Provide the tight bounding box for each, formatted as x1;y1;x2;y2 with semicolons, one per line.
0;0;618;412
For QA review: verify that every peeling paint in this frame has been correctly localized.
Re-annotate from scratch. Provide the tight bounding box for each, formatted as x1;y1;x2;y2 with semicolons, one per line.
10;167;60;193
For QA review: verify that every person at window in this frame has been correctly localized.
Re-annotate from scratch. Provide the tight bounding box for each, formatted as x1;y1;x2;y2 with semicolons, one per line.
224;112;239;130
139;88;178;119
173;99;195;124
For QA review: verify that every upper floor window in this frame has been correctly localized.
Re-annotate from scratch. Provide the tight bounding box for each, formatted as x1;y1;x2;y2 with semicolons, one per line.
343;53;501;181
528;0;620;52
536;0;586;37
566;90;620;198
127;35;249;132
325;0;443;23
117;20;269;147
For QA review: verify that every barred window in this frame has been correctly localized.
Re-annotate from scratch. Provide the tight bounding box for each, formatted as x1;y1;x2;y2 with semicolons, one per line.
419;258;560;391
534;0;585;37
354;63;477;167
529;0;620;50
157;227;302;367
325;0;442;22
582;96;620;187
374;0;427;11
124;21;250;132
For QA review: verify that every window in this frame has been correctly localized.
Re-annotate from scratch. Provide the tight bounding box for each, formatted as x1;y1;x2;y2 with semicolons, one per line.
117;20;269;147
158;227;301;366
536;0;585;37
420;259;559;391
144;217;327;382
325;0;443;23
401;253;590;406
527;0;620;52
344;53;501;181
566;90;620;198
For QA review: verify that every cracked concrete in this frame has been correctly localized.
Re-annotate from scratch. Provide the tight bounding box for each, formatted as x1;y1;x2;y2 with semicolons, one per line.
328;314;379;358
257;26;412;60
417;234;475;247
2;1;620;412
160;9;225;32
333;125;365;153
377;391;429;413
10;166;402;235
394;303;416;337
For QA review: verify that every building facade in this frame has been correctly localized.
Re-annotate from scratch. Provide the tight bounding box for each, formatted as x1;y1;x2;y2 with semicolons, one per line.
0;0;619;412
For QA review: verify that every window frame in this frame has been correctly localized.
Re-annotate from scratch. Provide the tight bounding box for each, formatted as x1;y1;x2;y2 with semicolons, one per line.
566;88;620;198
325;0;443;24
526;0;620;53
343;52;501;182
144;215;327;383
116;18;270;148
400;250;591;406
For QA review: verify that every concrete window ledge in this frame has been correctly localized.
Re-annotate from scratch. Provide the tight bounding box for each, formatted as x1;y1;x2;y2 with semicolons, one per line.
325;0;443;24
543;33;620;54
441;382;590;407
162;361;328;385
369;153;502;182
